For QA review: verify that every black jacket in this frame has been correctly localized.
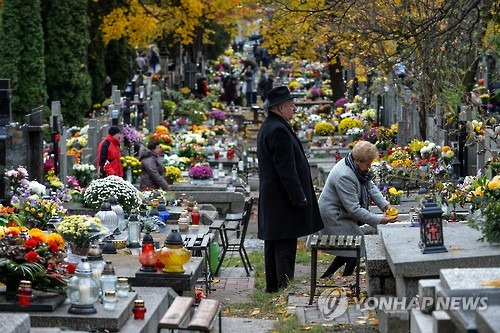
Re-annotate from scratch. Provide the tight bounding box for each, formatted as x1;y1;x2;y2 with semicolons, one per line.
257;112;324;240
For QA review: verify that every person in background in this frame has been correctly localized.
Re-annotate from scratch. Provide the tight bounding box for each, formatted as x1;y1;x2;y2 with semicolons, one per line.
103;76;113;99
262;73;275;102
196;77;208;98
97;126;123;178
139;139;169;190
318;141;396;278
244;66;254;107
257;67;268;103
225;76;238;105
257;86;324;293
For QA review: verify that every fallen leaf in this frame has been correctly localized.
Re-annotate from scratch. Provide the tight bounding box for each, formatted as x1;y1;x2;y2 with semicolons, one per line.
251;309;260;316
450;247;464;250
481;280;500;287
452;251;459;255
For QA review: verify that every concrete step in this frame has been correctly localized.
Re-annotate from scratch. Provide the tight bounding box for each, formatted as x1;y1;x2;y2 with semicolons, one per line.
222;317;276;332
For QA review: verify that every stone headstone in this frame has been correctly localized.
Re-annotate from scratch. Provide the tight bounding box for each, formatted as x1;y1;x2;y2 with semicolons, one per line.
25;107;49;183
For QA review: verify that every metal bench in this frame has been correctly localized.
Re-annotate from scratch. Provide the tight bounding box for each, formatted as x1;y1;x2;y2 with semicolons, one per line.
183;233;214;293
309;234;363;305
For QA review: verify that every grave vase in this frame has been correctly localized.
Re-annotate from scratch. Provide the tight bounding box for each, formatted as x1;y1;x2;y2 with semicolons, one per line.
126;169;133;183
66;243;91;264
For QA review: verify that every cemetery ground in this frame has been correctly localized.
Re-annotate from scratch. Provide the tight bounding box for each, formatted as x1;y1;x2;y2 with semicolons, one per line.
208;198;379;333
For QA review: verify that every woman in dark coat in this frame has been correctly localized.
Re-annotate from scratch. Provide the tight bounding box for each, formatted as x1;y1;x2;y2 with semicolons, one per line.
139;140;169;190
257;86;324;292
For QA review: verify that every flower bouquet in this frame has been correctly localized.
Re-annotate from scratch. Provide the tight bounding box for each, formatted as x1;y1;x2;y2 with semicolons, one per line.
208;109;226;123
83;176;142;213
73;163;96;188
188;164;213;185
468;175;500;243
0;227;68;293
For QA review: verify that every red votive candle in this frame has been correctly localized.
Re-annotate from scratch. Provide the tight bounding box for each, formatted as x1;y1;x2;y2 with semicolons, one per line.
17;280;32;307
133;300;146;319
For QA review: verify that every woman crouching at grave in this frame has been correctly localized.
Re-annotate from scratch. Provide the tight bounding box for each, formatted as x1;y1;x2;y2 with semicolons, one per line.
139;139;169;190
317;141;397;278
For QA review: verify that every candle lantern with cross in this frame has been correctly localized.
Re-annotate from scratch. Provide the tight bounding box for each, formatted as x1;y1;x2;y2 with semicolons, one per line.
418;200;448;254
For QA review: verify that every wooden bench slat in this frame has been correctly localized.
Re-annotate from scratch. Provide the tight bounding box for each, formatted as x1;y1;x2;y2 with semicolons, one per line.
209;220;225;229
200;235;211;248
354;236;362;247
320;235;329;246
346;235;353;246
187;299;220;330
158;296;194;329
338;235;345;246
225;213;243;221
187;235;197;248
311;235;319;247
225;220;240;230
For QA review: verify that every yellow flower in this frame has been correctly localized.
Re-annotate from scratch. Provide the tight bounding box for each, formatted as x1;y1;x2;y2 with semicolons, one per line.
389;187;399;195
474;186;484;196
488;176;500;191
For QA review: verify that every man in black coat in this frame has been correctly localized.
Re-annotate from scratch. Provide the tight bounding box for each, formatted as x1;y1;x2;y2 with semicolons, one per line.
257;86;324;293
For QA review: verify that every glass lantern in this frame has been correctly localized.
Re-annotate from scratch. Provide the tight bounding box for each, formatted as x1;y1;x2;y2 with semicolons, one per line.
100;260;118;293
157;199;170;224
108;195;125;233
67;258;100;314
87;244;105;282
419;200;448;254
148;199;160;217
95;202;118;234
127;211;141;248
139;232;157;272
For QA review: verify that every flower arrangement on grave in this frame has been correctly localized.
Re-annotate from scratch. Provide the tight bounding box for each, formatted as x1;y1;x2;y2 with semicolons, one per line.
468;174;500;243
191;111;207;126
66;176;84;204
419;141;440;159
57;215;108;250
180;86;191;97
165;166;183;183
375;126;396;151
321;87;333;99
362;127;378;144
0;226;68;292
387;147;411;163
163;154;192;170
45;168;65;192
72;163;96;188
188;164;213;180
314;122;334;136
386;187;404;205
122;124;143;147
84;176;142;213
214;124;227;135
191;126;215;139
316;104;333;115
208;109;226;123
5;167;67;229
334;98;349;108
346;127;364;140
338;117;364;135
163;100;176;118
121;155;142;182
479;93;490;104
150;125;174;150
307;86;322;100
469;119;485;136
440;146;455;165
0;204;22;227
361;108;376;122
180;132;207;146
288;81;300;91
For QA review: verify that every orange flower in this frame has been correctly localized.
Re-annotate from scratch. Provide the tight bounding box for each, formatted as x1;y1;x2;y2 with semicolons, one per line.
47;233;65;250
442;146;451;153
28;228;47;244
7;226;21;236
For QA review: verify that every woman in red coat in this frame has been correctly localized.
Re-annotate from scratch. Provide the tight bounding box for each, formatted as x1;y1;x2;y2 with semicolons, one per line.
97;126;123;178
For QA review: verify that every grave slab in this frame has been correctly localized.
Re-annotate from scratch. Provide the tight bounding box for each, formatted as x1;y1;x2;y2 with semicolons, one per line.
410;308;433;333
476;305;500;333
0;313;30;333
381;225;500;279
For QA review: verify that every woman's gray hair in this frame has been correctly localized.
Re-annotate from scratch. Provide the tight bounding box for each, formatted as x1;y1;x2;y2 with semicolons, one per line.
352;140;378;162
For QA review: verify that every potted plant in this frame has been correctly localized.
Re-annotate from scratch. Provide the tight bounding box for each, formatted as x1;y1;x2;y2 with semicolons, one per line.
188;164;214;185
83;176;142;213
165;166;183;185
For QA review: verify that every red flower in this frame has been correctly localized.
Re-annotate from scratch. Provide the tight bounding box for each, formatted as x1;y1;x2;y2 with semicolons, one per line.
48;240;59;253
26;251;39;263
24;238;38;250
67;263;76;274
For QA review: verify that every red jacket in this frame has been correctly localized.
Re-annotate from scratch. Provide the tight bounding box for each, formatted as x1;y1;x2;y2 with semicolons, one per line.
97;134;123;178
